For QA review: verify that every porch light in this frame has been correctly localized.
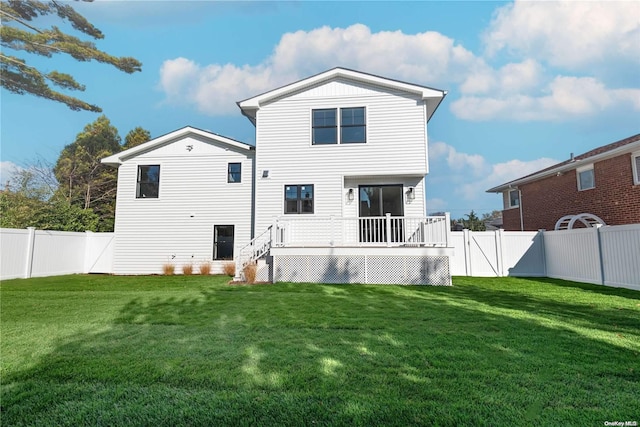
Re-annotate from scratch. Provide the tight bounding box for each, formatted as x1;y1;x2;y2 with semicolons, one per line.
407;187;415;201
347;188;355;201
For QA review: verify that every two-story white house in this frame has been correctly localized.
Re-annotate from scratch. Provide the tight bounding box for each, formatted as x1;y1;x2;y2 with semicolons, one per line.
237;68;451;285
103;68;452;284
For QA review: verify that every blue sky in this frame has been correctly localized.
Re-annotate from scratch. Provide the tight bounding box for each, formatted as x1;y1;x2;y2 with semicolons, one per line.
2;0;639;218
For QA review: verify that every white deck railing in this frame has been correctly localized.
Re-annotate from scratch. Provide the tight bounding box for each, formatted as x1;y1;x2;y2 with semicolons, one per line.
273;213;450;248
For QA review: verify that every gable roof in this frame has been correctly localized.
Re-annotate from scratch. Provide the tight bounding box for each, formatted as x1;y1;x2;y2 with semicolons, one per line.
101;126;253;166
237;67;447;125
487;133;640;193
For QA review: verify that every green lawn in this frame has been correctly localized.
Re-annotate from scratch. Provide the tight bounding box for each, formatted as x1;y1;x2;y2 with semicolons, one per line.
1;275;638;426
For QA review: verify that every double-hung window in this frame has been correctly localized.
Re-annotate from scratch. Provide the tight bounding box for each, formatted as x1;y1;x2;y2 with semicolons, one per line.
508;189;519;208
312;109;337;144
341;107;366;143
137;165;160;198
312;107;366;144
228;162;241;183
285;185;314;214
577;165;595;191
632;151;640;186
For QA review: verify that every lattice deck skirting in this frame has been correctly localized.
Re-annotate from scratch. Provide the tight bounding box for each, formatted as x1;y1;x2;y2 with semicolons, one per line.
270;254;451;285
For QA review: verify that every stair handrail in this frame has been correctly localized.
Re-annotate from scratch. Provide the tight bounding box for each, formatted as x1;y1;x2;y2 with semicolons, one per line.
234;225;273;281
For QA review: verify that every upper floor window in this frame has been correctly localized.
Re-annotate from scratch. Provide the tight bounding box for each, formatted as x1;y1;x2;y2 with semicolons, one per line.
312;109;337;144
137;165;160;198
312;107;366;145
228;162;241;183
341;107;366;143
632;151;640;186
285;184;314;214
508;189;519;208
577;165;595;191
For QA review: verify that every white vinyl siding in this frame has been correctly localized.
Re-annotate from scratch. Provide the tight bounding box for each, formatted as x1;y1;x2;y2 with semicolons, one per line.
254;79;429;233
112;135;254;274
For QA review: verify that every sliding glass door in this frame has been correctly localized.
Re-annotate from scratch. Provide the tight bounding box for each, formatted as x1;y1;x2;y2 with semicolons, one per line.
359;185;404;243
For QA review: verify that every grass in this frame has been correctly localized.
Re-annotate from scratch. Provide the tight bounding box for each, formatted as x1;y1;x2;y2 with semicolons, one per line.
1;275;638;426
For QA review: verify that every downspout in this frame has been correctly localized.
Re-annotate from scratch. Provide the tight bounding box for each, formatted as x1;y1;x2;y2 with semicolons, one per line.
423;100;429;216
518;189;524;231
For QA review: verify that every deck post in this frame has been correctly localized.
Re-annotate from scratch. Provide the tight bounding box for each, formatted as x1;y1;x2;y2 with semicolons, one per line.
445;212;452;247
330;215;335;246
24;227;36;279
386;213;391;247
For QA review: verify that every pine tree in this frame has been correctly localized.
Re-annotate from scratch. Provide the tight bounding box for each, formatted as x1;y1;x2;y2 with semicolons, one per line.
123;127;151;150
0;0;141;112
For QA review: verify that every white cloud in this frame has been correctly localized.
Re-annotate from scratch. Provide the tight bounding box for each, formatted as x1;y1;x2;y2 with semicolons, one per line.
430;141;488;176
429;142;557;201
450;1;640;122
460;59;543;95
158;19;638;122
0;161;22;187
158;24;483;115
484;1;640;69
451;76;640;121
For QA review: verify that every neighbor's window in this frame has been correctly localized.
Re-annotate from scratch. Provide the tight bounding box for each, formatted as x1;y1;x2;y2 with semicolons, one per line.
285;184;314;214
137;165;160;198
312;109;337;144
341;107;366;143
228;162;241;183
632;152;640;186
577;165;595;191
508;189;519;208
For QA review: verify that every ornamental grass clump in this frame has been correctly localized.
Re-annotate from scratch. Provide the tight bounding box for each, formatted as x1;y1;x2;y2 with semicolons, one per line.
222;262;236;277
199;262;212;275
243;263;257;284
182;264;193;275
162;263;175;275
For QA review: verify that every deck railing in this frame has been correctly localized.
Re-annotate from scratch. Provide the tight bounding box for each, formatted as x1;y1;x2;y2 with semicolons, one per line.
273;213;450;248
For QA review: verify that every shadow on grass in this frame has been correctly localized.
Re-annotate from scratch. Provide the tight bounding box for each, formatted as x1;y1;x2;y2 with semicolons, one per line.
2;279;639;426
519;277;640;300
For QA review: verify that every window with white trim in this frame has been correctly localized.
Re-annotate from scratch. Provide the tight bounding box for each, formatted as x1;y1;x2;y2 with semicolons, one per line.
577;164;595;191
508;189;519;208
228;163;241;183
284;185;314;214
312;107;366;145
136;165;160;198
632;151;640;185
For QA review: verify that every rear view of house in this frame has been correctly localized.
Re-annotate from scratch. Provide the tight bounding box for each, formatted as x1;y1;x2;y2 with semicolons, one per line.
237;68;452;284
102;127;254;274
103;68;453;284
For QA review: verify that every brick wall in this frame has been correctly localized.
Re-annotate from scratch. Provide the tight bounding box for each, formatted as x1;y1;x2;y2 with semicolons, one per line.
502;153;640;231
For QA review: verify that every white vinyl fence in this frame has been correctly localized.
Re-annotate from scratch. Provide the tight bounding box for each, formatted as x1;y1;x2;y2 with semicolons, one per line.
544;224;640;290
0;228;114;280
449;225;640;290
1;224;638;290
449;229;545;277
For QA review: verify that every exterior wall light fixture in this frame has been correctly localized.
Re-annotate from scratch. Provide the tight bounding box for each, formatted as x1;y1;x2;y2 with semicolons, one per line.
347;188;355;201
407;187;415;201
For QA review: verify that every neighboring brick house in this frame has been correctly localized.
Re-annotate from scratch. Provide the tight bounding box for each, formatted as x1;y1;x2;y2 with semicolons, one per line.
487;134;640;231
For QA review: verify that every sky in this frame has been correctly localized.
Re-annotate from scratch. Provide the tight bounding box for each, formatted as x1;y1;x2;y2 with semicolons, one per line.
1;0;639;218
